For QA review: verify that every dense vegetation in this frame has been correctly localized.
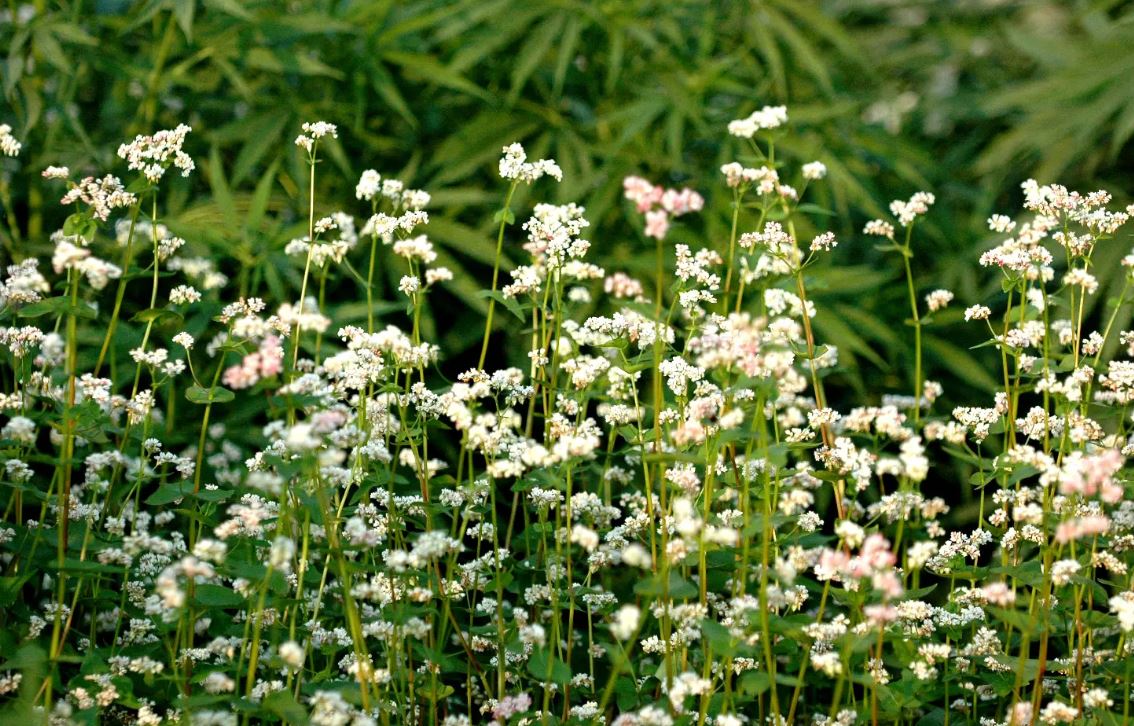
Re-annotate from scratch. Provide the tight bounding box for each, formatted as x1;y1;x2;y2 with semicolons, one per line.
4;1;1134;724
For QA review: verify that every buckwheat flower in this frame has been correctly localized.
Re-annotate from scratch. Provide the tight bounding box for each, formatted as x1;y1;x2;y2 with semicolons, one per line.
493;693;532;721
667;672;711;712
42;165;69;180
925;289;954;312
644;209;669;240
988;214;1016;233
60;175;137;222
809;231;837;252
1055;515;1110;543
1050;559;1081;586
808;407;841;429
398;275;419;296
2;415;35;444
964;305;991;321
1110;591;1134;631
0;259;49;307
811;651;842;677
720;162;748;188
294;121;337;153
0;124;21;156
890;191;935;226
203;672;235;694
172;332;194;350
835;520;865;548
621;542;652;569
169;285;201;305
863;219;895;239
424;267;452;286
392;234;436;264
1063;267;1098;295
802;161;827;180
356;169;381;201
662;187;703;215
728;105;788;137
118;124;194;182
570;524;599;552
269;535;295;573
279;640;304;670
611;604;640;640
402;189;430;210
1083;689;1112;709
1039;701;1079;724
498;142;562;183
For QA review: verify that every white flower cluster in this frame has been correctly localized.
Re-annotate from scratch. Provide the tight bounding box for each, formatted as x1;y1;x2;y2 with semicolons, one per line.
498;142;562;183
117;124;194;182
0;123;21;156
727;105;788;137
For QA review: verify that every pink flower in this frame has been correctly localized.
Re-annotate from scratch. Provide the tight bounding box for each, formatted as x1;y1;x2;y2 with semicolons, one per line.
864;604;897;625
259;336;283;378
815;548;849;581
623;176;662;212
222;358;260;390
1060;449;1124;503
871;570;903;599
644;210;670;240
493;693;532;721
1055;515;1111;544
624;174;703;239
982;582;1016;607
662;187;704;215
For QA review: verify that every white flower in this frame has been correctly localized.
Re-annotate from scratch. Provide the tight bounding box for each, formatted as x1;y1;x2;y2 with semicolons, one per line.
802;161;827;180
356;169;381;201
170;285;201;305
0;124;21;157
498;143;562;183
295;121;338;153
569;524;599;552
925;289;954;312
964;305;991;321
398;275;420;296
117;124;194;182
279;641;304;669
269;536;295;573
728;105;788;137
611;604;640;640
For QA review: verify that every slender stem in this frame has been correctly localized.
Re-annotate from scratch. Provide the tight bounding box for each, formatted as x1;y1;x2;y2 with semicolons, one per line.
292;153;318;370
479;181;518;369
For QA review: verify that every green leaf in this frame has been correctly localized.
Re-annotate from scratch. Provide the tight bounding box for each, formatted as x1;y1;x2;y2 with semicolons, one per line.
634;571;698;599
173;0;195;41
145;483;190;506
477;290;526;322
262;690;308;724
194;584;244;608
527;648;572;685
492;207;516;225
131;308;184;327
0;575;32;608
185;385;236;404
382;51;490;101
700;618;734;653
18;296;96;320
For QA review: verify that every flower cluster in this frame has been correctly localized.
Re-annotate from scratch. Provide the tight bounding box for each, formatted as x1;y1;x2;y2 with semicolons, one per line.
4;110;1134;726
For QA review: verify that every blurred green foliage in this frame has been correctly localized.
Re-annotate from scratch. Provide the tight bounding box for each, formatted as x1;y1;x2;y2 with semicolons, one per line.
3;0;1134;405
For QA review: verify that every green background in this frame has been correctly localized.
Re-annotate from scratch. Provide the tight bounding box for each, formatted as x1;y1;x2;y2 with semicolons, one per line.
3;0;1133;404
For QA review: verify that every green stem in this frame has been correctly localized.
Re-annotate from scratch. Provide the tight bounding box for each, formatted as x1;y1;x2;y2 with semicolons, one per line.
479;181;518;369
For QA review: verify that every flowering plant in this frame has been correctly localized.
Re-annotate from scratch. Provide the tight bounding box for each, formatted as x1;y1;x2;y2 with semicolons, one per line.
1;106;1134;726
